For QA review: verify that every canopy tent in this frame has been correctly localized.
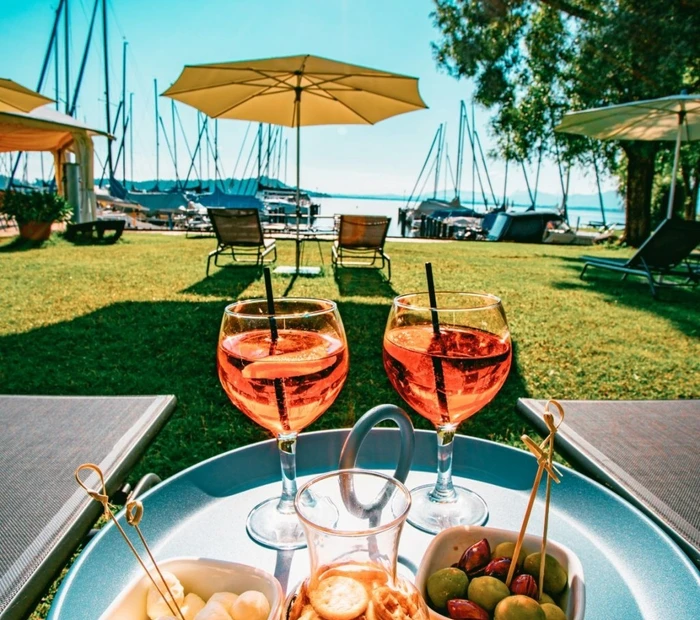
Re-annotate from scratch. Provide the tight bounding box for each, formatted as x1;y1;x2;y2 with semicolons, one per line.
0;78;54;114
0;106;110;222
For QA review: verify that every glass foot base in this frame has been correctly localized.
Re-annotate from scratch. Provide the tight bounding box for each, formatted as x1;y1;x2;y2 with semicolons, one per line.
407;483;488;534
246;496;307;550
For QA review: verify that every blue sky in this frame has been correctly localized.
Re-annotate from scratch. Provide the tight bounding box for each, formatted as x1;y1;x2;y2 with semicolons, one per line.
0;0;616;200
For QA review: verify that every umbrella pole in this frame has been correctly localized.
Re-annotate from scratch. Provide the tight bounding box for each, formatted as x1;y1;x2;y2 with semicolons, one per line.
295;87;301;272
666;113;684;220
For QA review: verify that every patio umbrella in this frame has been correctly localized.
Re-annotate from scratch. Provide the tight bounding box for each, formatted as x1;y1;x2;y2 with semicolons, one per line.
555;94;700;219
162;54;427;272
0;78;54;114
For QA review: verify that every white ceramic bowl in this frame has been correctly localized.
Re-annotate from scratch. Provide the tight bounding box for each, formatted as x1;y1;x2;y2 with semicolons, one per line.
415;526;585;620
99;557;284;620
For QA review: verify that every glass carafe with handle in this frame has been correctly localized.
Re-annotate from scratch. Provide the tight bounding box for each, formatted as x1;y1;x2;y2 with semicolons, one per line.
287;469;429;620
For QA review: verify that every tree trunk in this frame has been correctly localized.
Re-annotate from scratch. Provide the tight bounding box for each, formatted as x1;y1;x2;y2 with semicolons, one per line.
687;180;698;221
623;144;657;247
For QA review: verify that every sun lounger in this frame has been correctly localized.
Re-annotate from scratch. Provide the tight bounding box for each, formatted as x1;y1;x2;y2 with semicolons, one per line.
580;218;700;297
206;208;276;275
331;215;391;280
0;394;176;619
516;398;700;568
64;220;126;244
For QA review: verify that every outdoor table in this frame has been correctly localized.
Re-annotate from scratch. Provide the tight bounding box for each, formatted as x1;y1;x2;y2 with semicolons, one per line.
517;398;700;568
48;428;700;619
0;395;177;620
269;224;338;276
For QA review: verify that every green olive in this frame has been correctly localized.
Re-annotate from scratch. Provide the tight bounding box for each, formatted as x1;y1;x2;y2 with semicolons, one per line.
492;542;527;568
467;576;510;612
541;603;567;620
426;567;469;610
523;553;568;595
538;593;556;606
494;595;546;620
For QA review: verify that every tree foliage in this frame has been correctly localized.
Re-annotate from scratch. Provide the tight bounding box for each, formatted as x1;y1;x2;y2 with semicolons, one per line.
432;0;700;244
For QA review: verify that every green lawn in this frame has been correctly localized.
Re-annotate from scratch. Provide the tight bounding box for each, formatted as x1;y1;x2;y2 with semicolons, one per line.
1;231;698;617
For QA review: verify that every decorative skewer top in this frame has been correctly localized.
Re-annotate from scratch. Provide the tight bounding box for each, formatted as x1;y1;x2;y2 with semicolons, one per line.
504;400;565;591
75;463;186;620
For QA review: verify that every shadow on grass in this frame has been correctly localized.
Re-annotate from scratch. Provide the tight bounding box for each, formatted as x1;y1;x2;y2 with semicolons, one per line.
0;299;533;483
334;268;398;298
182;266;263;299
554;256;700;337
0;236;48;252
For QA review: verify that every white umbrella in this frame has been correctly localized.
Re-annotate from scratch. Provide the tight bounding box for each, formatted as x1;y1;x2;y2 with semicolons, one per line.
556;94;700;219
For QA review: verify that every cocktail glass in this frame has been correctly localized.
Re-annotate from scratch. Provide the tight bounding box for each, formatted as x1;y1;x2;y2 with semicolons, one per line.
383;292;511;534
218;298;348;549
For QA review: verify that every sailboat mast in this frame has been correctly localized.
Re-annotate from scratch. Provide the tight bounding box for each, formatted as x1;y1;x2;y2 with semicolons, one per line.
433;123;443;199
54;34;60;111
64;0;70;113
471;102;476;207
171;100;178;182
214;119;219;190
154;78;160;187
197;112;203;183
456;101;465;200
129;92;134;188
102;0;113;180
122;40;127;183
257;123;262;184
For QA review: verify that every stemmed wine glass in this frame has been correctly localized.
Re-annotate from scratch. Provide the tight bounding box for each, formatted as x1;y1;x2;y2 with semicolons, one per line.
217;298;349;549
383;292;511;534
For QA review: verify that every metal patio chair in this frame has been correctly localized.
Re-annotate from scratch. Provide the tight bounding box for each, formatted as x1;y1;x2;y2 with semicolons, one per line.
206;208;277;276
331;215;391;281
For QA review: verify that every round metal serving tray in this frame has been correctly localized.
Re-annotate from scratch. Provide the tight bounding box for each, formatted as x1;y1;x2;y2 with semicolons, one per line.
49;429;700;619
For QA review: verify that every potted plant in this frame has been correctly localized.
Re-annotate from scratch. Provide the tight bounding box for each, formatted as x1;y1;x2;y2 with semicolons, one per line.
0;190;73;241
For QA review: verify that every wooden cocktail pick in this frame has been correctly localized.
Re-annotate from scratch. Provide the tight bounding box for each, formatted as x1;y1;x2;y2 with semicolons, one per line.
504;400;565;599
75;463;185;620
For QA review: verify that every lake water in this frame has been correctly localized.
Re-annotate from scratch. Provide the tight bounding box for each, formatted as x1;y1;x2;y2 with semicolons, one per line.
317;196;626;237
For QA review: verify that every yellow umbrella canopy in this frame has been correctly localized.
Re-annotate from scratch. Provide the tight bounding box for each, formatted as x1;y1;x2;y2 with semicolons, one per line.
162;54;427;126
0;78;54;114
163;54;427;273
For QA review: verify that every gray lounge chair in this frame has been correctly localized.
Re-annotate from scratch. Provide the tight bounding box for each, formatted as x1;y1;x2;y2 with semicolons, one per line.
206;208;276;276
331;215;391;281
0;395;177;620
580;218;700;297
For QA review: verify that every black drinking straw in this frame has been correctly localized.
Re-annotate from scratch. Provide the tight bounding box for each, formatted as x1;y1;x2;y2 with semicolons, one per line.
425;262;441;337
425;262;449;421
264;267;279;342
263;267;290;431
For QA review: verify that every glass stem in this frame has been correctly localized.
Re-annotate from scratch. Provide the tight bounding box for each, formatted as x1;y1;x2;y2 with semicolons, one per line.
430;425;457;503
276;432;298;515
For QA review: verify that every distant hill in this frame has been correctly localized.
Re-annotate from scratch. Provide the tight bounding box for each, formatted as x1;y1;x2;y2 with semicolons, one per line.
108;176;331;198
324;189;624;210
2;172;620;208
1;174;330;198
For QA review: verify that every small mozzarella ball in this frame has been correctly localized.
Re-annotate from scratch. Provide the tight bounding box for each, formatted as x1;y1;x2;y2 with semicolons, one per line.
230;591;270;620
207;592;239;614
194;601;233;620
182;593;207;620
146;572;185;620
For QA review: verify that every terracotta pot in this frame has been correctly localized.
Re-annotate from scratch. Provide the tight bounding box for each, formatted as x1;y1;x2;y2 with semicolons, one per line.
19;221;52;241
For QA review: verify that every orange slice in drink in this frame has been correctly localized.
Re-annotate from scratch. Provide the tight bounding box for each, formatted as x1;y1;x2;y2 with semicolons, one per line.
242;346;336;379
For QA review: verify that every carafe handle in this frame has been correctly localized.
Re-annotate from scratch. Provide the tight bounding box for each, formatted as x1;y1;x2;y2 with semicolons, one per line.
339;404;415;483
